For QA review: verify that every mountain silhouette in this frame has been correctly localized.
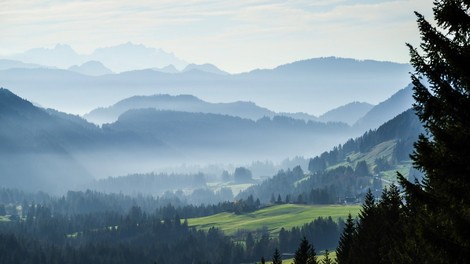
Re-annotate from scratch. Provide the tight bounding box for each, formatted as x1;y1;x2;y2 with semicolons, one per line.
4;42;187;73
90;42;187;72
318;101;374;125
84;94;298;124
354;84;414;130
8;44;82;69
182;63;228;75
68;61;113;76
0;57;413;116
0;59;46;71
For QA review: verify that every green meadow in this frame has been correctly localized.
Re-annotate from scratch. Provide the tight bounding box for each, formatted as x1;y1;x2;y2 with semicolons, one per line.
187;203;361;236
265;251;336;264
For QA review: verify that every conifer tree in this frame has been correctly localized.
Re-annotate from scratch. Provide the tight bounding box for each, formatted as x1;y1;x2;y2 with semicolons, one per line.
376;185;406;263
348;189;380;264
294;237;316;264
336;213;355;264
260;256;266;264
272;248;282;264
399;0;470;262
322;249;333;264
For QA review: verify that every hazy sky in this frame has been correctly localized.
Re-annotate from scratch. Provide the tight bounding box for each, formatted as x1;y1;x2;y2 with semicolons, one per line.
0;0;433;73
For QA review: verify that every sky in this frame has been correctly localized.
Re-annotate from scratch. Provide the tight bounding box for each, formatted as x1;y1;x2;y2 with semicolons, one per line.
0;0;433;73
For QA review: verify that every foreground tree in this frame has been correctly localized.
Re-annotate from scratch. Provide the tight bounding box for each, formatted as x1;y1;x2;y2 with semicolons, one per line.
272;248;282;264
399;0;470;262
260;256;266;264
348;190;381;264
321;249;333;264
294;237;316;264
335;214;355;264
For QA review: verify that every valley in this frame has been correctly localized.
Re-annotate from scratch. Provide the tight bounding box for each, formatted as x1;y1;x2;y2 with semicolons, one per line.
1;0;467;263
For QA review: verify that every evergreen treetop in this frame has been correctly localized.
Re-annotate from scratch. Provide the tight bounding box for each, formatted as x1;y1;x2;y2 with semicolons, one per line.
400;0;470;262
272;248;282;264
335;213;355;264
294;236;317;264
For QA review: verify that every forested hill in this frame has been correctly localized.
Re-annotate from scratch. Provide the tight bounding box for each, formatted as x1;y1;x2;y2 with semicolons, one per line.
83;94;280;124
0;88;95;193
0;88;352;193
238;109;424;204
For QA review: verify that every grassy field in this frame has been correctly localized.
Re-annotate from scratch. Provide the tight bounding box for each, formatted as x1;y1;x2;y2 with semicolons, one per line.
265;251;336;264
187;204;361;236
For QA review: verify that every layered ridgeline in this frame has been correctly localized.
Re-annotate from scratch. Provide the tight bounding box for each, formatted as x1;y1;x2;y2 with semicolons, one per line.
0;82;415;194
84;84;414;134
83;94;294;124
0;57;412;117
0;88;354;193
318;102;373;125
237;108;424;204
84;94;379;126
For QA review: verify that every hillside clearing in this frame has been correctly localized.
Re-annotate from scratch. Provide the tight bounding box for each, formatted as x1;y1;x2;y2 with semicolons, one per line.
187;204;361;236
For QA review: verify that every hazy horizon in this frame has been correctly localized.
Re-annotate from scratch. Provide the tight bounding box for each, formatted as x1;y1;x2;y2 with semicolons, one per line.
1;0;432;73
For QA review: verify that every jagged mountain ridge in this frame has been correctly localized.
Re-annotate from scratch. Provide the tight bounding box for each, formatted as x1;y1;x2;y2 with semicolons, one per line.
4;43;188;73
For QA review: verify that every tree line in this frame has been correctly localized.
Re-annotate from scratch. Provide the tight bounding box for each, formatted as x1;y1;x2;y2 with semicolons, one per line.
0;199;345;264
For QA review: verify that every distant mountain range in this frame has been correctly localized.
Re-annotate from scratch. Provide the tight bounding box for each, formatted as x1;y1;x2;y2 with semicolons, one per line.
0;56;413;116
68;61;113;76
3;42;188;73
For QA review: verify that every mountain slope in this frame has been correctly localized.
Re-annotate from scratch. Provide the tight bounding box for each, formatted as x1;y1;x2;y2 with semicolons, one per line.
318;102;374;125
84;94;283;124
182;63;228;75
0;59;46;70
106;108;350;160
0;88;179;193
238;108;424;203
354;84;414;130
68;61;113;76
0;88;94;193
